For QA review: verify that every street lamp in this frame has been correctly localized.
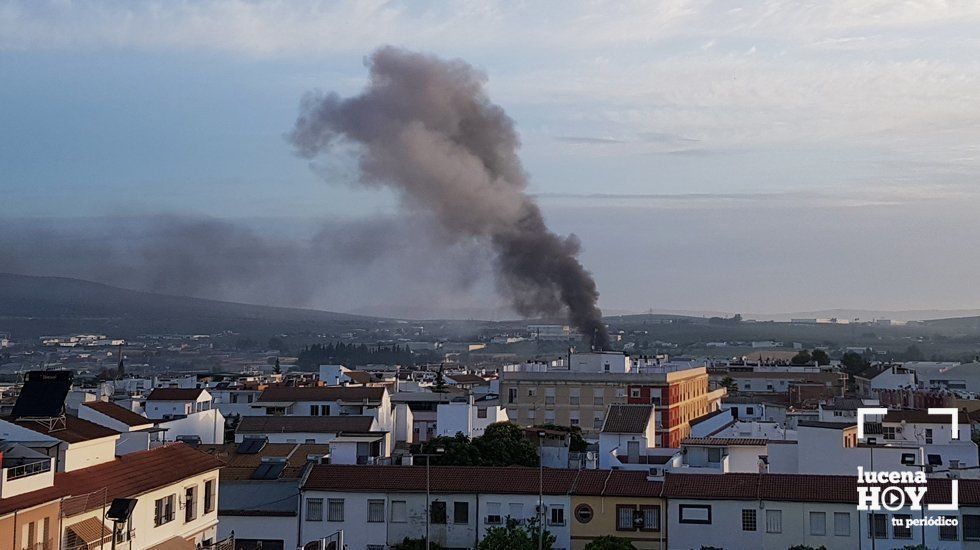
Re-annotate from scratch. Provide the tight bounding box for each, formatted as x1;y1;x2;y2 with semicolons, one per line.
537;431;546;550
417;446;445;550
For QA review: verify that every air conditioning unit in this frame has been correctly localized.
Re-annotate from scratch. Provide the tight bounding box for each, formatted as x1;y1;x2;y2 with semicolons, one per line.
535;504;547;514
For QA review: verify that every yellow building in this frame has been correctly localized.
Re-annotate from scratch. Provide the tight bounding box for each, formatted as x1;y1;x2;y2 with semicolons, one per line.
570;471;665;550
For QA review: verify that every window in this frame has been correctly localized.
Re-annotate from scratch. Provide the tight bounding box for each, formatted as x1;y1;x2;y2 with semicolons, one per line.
310;404;319;416
549;506;565;526
809;512;825;536
204;479;216;514
940;516;958;541
430;501;447;524
893;514;912;539
154;494;175;526
964;514;980;541
927;454;942;466
640;505;660;531
925;428;933;444
869;514;886;539
594;415;604;429
184;486;197;522
834;512;850;536
883;426;895;439
545;411;555;424
305;498;323;522
678;505;711;524
569;389;580;405
545;388;555;405
327;499;344;522
508;389;517;404
454;502;469;524
765;510;782;533
508;503;523;522
901;453;916;466
745;406;754;415
707;447;723;463
742;509;757;531
367;500;385;523
391;500;407;523
616;505;635;531
570;412;580;426
477;408;487;419
630;388;641;398
574;504;593;524
594;394;604;406
527;410;536;422
486;502;502;525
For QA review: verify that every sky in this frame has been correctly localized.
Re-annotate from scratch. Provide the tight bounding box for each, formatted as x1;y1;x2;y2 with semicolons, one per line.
2;1;980;318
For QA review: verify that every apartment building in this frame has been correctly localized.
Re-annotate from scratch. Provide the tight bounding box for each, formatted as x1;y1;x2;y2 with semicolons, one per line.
501;353;723;445
0;443;223;550
298;465;664;550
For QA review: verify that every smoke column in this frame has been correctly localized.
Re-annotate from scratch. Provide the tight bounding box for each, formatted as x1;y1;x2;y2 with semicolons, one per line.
289;47;610;349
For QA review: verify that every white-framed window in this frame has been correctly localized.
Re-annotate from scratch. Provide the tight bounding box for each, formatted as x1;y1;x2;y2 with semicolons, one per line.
549;505;565;526
154;494;175;527
569;388;580;405
569;411;580;426
834;512;850;536
678;505;711;524
367;500;385;523
809;511;826;536
486;502;502;525
305;498;323;522
545;387;555;405
327;499;344;522
391;500;407;523
765;509;782;533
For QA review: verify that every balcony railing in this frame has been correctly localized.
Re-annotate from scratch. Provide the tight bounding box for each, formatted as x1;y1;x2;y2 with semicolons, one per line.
5;460;51;480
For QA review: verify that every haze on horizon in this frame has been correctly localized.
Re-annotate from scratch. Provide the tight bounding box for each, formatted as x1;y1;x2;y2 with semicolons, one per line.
3;1;980;319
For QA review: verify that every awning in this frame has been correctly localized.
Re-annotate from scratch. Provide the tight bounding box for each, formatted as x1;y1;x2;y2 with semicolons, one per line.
147;536;196;550
66;517;112;547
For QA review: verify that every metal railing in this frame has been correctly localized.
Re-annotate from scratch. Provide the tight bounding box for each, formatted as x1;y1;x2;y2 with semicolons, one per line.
6;460;52;480
21;539;52;550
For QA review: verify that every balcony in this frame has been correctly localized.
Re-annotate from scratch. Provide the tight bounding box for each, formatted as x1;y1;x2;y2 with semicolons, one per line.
22;539;53;550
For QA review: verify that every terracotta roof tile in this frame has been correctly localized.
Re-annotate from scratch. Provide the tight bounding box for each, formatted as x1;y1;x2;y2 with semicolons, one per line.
146;388;206;401
5;415;120;443
601;405;654;433
81;401;152;427
682;438;769;446
235;415;376;434
200;442;329;480
257;386;385;403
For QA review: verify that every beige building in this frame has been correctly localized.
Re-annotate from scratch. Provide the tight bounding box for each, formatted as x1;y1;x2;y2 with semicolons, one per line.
500;363;723;446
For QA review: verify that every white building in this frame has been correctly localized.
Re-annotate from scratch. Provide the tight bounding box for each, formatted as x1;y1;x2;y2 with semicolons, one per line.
435;400;509;439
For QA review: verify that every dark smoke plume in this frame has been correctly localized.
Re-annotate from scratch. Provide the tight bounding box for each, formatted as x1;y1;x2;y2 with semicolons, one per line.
288;47;610;349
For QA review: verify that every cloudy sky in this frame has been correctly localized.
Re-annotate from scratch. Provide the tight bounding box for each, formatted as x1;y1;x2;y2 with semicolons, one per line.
3;1;980;317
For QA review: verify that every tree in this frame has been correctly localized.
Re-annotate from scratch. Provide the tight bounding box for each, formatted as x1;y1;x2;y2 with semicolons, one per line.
840;351;868;374
720;376;738;393
583;536;638;550
433;365;447;393
273;357;282;374
901;344;924;361
267;337;286;353
810;349;830;366
790;350;812;365
418;422;539;467
478;517;554;550
534;424;588;452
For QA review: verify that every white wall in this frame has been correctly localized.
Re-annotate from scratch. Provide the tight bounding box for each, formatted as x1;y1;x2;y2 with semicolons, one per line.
158;409;225;444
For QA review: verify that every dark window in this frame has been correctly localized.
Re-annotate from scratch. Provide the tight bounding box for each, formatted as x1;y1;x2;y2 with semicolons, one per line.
964;515;980;541
305;498;323;522
940;516;958;541
574;504;593;524
204;479;215;513
869;514;887;539
154;495;175;526
901;453;916;465
184;486;197;522
893;514;912;539
431;501;447;524
549;506;565;526
235;540;284;550
742;509;757;531
640;505;660;531
928;454;942;466
453;502;469;524
616;505;635;531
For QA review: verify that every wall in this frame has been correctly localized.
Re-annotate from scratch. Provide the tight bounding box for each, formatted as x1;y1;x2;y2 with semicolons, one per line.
62;437;119;472
158;409;225;444
0;500;61;550
570;495;664;550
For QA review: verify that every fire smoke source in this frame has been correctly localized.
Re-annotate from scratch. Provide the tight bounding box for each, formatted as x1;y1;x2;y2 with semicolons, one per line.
288;47;610;350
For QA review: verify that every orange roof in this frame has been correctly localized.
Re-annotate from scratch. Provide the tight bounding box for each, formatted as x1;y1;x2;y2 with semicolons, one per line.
5;415;120;443
82;401;152;427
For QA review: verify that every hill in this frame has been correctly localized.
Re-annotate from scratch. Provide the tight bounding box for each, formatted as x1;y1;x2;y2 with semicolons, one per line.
0;272;379;338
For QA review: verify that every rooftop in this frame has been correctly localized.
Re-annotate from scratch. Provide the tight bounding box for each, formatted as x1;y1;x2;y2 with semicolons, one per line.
81;401;152;427
601;405;654;433
682;437;769;446
302;465;661;497
4;414;120;443
146;388;206;401
235;415;376;434
256;386;385;403
200;442;329;481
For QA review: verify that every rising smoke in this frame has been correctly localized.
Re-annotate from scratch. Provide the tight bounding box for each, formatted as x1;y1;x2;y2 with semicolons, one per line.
288;47;610;349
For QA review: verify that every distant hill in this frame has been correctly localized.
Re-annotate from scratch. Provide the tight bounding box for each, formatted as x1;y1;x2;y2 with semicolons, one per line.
0;272;378;338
